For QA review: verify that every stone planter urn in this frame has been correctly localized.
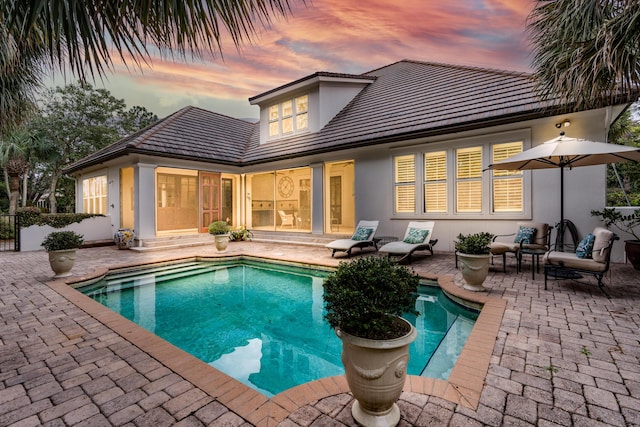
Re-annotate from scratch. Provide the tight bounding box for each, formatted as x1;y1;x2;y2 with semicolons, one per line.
214;234;230;252
458;253;491;291
337;318;417;427
48;249;77;278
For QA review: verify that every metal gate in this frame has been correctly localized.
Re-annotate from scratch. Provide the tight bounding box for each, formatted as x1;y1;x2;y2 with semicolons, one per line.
0;214;20;252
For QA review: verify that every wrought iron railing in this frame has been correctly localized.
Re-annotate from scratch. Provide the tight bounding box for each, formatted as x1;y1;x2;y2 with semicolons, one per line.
0;214;20;252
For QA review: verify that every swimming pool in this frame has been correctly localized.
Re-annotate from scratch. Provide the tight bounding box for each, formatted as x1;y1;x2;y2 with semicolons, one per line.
76;258;478;397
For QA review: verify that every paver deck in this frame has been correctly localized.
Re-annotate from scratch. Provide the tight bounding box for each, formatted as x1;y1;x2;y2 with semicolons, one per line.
1;242;639;426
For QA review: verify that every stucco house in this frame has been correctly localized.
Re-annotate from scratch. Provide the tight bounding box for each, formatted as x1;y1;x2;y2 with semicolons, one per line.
64;59;639;261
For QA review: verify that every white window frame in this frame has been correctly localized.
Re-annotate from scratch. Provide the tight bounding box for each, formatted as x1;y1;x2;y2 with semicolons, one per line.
268;94;309;139
391;130;531;220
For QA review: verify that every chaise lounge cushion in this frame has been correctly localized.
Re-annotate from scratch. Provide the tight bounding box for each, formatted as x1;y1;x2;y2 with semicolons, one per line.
592;227;615;263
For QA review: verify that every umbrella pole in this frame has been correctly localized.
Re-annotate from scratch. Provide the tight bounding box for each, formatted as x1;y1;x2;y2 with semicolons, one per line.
559;166;564;252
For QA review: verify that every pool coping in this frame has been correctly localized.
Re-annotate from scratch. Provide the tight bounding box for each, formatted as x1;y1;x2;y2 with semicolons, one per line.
47;254;506;427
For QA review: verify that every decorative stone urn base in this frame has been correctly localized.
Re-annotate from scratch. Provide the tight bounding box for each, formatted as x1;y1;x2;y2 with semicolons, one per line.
458;253;490;291
48;249;77;278
337;317;417;427
214;234;230;252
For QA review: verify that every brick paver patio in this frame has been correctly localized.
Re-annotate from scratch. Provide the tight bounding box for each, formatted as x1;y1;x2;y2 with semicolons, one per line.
1;242;639;426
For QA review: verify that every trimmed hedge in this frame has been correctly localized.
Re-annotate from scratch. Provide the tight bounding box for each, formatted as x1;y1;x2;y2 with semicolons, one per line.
16;208;104;228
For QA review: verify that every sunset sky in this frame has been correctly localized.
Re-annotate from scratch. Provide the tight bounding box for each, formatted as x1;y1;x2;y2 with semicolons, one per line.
49;0;535;120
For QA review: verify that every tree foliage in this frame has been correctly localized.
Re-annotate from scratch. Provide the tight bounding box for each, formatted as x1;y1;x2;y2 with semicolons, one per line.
0;83;157;213
0;0;298;136
607;106;640;206
528;0;640;110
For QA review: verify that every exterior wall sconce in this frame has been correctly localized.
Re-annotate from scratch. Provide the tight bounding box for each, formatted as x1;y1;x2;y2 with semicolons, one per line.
555;119;571;128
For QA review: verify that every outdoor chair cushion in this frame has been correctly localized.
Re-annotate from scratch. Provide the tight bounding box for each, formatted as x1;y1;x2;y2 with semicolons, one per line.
576;233;595;259
351;226;374;241
592;227;614;263
514;226;537;244
403;228;429;244
542;251;608;272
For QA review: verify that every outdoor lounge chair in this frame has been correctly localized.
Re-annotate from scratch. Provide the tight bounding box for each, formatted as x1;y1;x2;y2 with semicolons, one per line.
325;220;379;258
379;221;438;263
543;226;618;297
488;222;551;273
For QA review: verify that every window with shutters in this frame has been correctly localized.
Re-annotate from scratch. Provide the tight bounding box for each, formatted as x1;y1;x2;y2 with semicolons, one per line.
456;146;482;213
424;151;447;213
394;154;416;213
492;141;523;212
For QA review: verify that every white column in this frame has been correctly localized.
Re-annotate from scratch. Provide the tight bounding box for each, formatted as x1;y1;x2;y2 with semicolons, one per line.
134;163;157;242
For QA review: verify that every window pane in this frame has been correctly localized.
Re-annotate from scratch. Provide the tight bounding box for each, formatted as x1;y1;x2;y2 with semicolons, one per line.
269;105;279;121
395;155;415;183
493;141;522;177
456;147;482;179
456;181;482;212
395;186;415;213
296;95;308;113
425;183;447;212
493;178;523;212
282;117;293;134
269;121;279;137
282;100;292;117
296;112;308;131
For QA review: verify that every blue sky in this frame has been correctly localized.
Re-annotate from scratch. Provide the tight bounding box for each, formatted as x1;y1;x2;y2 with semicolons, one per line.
46;0;534;120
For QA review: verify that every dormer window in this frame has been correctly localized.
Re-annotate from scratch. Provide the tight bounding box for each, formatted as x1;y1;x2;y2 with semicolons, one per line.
268;95;309;138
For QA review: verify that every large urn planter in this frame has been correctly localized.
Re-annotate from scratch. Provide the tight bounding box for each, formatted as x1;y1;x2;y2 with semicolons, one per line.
454;232;494;292
337;318;417;427
457;253;491;291
214;234;230;252
208;221;231;252
48;249;77;278
625;240;640;270
322;257;421;427
41;231;84;278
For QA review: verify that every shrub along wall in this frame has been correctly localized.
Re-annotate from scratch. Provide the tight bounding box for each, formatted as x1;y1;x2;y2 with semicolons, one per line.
19;213;113;251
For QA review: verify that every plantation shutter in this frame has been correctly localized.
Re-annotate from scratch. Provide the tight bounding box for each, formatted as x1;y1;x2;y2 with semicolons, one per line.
394;155;416;213
424;151;447;213
492;142;523;212
456;147;482;212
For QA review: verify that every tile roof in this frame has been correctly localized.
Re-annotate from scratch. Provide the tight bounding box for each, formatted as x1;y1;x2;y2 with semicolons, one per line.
64;59;636;173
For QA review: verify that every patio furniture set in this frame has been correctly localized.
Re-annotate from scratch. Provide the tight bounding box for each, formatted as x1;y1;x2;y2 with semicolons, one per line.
325;219;619;297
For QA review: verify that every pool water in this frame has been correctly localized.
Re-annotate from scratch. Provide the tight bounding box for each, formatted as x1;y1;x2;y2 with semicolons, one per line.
78;259;477;397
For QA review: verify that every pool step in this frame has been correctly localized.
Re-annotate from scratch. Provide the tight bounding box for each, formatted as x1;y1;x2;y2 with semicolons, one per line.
87;262;228;294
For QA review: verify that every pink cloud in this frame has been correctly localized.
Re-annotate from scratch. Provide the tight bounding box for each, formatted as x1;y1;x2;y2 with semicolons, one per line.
100;0;535;118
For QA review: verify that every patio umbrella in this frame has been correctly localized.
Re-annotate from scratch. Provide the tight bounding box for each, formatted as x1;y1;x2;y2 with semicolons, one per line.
487;132;640;249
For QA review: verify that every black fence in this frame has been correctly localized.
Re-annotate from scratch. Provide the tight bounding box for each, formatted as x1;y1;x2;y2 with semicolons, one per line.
0;214;20;252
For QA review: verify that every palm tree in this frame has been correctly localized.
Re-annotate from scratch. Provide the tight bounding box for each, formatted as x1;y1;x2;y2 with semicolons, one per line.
527;0;640;109
1;0;297;134
0;133;29;215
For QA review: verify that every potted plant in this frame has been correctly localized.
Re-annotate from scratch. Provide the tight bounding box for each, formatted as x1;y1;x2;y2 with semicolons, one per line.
229;225;252;242
592;208;640;270
323;256;419;427
208;220;230;252
455;232;494;291
41;230;84;278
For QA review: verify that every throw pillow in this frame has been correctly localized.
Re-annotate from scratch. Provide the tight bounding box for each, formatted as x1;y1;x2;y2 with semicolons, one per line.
351;226;373;241
403;228;429;244
514;226;537;244
576;233;595;259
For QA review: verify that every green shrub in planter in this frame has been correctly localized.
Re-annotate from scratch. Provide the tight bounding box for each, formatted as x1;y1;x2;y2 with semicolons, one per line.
208;220;230;235
323;256;420;340
454;232;494;255
41;231;84;251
